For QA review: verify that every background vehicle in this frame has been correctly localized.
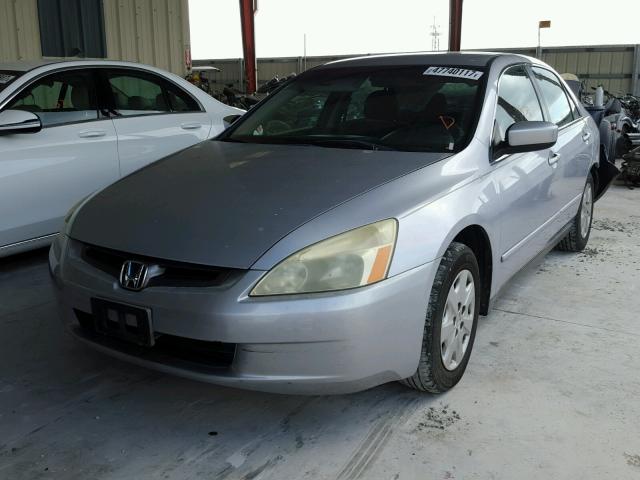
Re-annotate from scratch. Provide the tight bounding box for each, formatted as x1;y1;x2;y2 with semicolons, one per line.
563;74;637;161
0;60;243;257
51;53;612;395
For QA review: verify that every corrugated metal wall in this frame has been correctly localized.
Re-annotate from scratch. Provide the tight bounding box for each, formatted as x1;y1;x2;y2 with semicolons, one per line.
0;0;190;75
195;44;640;96
102;0;190;74
0;0;41;62
542;46;636;95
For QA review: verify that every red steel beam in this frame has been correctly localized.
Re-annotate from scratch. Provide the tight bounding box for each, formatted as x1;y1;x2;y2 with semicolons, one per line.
239;0;257;93
449;0;463;52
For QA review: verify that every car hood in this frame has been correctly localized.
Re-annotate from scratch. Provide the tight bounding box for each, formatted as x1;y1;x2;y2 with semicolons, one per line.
70;140;451;268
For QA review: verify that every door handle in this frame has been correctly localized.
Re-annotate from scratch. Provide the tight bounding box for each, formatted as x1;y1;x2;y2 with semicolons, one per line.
582;132;591;143
180;123;202;130
78;130;106;138
548;151;561;166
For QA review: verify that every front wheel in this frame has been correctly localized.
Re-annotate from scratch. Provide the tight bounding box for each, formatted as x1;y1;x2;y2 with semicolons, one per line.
556;174;594;252
401;242;480;393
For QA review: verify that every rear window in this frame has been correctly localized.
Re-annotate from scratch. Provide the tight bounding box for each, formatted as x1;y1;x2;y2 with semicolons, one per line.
224;65;486;153
0;71;21;93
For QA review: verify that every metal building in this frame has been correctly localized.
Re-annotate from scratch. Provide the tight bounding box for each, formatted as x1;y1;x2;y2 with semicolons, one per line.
0;0;191;75
196;44;640;96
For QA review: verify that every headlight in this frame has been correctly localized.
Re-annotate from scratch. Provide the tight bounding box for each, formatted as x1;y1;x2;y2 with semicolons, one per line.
251;219;397;296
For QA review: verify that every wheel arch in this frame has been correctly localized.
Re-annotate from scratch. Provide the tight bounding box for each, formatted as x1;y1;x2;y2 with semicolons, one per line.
450;224;493;316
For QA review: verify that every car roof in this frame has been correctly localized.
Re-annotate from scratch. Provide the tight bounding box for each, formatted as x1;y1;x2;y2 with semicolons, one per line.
0;60;64;72
0;59;169;73
319;51;531;69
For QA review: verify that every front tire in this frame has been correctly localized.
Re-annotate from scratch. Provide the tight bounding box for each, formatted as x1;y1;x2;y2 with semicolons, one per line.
401;242;480;393
556;174;594;252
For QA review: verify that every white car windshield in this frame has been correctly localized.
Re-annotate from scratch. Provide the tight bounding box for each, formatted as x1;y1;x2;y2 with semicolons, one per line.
224;65;486;153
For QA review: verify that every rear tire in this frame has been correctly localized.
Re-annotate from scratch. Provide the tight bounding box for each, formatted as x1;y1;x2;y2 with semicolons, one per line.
556;173;594;252
401;242;480;393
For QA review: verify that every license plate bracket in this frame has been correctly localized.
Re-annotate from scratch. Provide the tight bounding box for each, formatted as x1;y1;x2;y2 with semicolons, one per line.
91;298;154;347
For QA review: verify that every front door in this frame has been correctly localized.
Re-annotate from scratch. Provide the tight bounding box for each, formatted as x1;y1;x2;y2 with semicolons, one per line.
491;65;558;286
0;68;119;248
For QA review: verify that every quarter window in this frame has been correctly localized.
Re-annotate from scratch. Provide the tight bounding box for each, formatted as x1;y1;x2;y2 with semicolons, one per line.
107;71;200;116
494;65;544;146
5;70;98;127
532;67;574;127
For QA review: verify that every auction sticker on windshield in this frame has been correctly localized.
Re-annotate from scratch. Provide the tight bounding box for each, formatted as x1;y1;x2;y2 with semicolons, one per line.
423;66;483;80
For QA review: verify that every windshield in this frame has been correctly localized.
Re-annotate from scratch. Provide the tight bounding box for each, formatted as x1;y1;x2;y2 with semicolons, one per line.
223;65;486;152
0;70;21;94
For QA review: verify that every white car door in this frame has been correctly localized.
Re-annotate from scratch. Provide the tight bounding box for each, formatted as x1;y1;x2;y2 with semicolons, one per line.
101;68;211;177
0;68;119;250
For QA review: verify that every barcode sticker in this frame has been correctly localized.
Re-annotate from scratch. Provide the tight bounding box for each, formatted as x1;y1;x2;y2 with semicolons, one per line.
423;66;483;80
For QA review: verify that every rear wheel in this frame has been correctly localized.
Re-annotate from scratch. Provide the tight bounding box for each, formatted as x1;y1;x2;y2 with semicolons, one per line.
401;242;480;393
557;174;594;252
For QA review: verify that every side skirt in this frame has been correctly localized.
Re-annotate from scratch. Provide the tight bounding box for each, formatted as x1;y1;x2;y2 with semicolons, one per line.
485;220;573;314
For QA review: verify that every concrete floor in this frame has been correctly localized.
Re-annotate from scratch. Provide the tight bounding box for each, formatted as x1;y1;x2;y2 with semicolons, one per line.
2;183;640;480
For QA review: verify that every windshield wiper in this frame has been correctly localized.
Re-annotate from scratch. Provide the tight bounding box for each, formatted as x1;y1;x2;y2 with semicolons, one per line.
221;136;395;150
303;138;393;151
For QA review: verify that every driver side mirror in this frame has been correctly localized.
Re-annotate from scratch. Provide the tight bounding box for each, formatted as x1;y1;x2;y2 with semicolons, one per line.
493;121;558;160
0;109;42;136
223;114;243;127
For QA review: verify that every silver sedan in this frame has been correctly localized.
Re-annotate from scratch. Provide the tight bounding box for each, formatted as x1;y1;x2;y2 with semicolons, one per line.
50;52;615;394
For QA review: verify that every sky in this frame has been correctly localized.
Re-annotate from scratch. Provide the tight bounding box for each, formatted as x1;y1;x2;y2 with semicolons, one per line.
189;0;640;60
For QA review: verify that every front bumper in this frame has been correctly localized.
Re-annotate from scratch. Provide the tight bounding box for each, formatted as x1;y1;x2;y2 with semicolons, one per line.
50;236;437;394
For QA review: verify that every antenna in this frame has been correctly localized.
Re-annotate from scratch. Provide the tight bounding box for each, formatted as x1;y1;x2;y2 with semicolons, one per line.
430;17;441;51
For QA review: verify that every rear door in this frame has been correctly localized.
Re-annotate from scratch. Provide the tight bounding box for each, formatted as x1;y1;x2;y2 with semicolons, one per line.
101;68;211;176
530;66;591;228
0;68;119;248
491;65;558;280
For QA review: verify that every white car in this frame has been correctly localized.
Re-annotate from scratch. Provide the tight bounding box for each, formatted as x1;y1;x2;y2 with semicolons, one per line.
0;60;243;257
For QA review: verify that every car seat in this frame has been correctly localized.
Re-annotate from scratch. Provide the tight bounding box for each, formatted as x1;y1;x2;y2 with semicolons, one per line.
71;85;91;111
127;96;148;110
364;90;398;122
154;93;169;111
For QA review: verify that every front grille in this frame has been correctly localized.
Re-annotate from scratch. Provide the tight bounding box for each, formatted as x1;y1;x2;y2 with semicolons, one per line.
74;309;236;369
81;243;243;288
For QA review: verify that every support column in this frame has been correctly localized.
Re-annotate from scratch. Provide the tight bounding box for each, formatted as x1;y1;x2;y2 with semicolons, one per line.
448;0;463;52
239;0;257;94
632;44;639;96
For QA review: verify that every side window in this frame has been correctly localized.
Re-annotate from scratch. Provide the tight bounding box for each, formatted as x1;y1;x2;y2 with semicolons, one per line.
494;65;544;146
567;93;582;120
532;67;574;127
107;72;168;116
6;70;98;127
165;84;201;112
107;70;200;116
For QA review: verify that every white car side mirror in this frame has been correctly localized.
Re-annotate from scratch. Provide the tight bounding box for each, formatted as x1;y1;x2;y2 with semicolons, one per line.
0;109;42;135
